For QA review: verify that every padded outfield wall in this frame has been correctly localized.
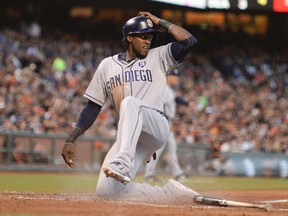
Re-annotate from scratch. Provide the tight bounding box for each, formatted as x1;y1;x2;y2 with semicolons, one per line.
1;132;287;178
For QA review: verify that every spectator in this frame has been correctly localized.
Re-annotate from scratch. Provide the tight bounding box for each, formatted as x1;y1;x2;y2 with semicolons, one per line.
0;27;287;156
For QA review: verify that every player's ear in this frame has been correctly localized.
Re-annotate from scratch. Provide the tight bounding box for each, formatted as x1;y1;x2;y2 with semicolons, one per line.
127;35;133;43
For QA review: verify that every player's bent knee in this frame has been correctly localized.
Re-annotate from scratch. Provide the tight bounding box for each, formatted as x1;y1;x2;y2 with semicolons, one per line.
120;96;140;110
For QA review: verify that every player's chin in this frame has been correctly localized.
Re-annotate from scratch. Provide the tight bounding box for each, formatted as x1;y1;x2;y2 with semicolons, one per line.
138;51;148;59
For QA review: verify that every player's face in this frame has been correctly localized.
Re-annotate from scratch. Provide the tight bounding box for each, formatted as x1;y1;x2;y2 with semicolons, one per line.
130;33;154;59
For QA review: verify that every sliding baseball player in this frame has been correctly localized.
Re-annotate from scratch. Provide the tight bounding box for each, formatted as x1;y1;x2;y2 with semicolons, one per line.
62;12;198;203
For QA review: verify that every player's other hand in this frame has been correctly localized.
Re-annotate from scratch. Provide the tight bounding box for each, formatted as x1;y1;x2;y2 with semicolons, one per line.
61;143;75;168
139;12;160;25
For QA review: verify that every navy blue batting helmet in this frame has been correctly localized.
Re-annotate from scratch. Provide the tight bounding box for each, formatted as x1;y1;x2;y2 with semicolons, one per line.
123;16;160;37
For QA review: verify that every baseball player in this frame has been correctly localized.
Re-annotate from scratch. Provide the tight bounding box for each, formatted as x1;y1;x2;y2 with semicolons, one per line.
144;68;188;182
62;12;198;203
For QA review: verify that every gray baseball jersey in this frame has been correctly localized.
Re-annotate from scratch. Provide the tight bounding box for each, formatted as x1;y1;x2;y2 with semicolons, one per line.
84;43;177;115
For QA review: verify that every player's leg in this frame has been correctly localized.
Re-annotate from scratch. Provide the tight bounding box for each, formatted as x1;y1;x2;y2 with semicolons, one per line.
166;131;186;181
101;96;145;184
98;173;198;204
97;131;198;204
97;118;167;197
113;96;168;168
102;96;169;183
98;159;197;204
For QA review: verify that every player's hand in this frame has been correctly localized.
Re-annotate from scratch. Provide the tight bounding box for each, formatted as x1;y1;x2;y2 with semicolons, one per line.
61;143;75;168
139;12;160;25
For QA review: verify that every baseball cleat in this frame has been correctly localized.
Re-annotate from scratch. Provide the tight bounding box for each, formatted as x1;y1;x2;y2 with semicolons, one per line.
102;162;131;185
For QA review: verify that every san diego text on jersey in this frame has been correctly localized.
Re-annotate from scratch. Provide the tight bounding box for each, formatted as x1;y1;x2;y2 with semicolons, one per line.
105;69;153;93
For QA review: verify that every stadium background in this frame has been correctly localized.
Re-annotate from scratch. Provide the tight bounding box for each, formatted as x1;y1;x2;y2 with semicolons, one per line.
0;0;288;178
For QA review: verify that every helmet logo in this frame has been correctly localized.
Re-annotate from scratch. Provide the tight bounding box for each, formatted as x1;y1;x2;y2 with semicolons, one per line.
147;19;153;27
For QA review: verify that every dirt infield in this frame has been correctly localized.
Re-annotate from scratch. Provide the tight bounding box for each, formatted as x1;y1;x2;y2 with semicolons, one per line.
1;190;287;216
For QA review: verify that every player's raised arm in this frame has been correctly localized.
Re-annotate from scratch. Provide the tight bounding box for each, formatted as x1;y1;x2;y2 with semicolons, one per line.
139;12;197;63
139;12;193;42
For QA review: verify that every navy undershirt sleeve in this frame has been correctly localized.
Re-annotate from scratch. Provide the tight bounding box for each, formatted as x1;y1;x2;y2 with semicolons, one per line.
171;36;197;62
76;100;102;132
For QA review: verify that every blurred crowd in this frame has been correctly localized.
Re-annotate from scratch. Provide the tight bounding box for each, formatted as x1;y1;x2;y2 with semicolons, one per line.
0;26;287;158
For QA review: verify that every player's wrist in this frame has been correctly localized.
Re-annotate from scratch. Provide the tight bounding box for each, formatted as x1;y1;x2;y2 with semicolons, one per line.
158;19;174;33
65;126;83;144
